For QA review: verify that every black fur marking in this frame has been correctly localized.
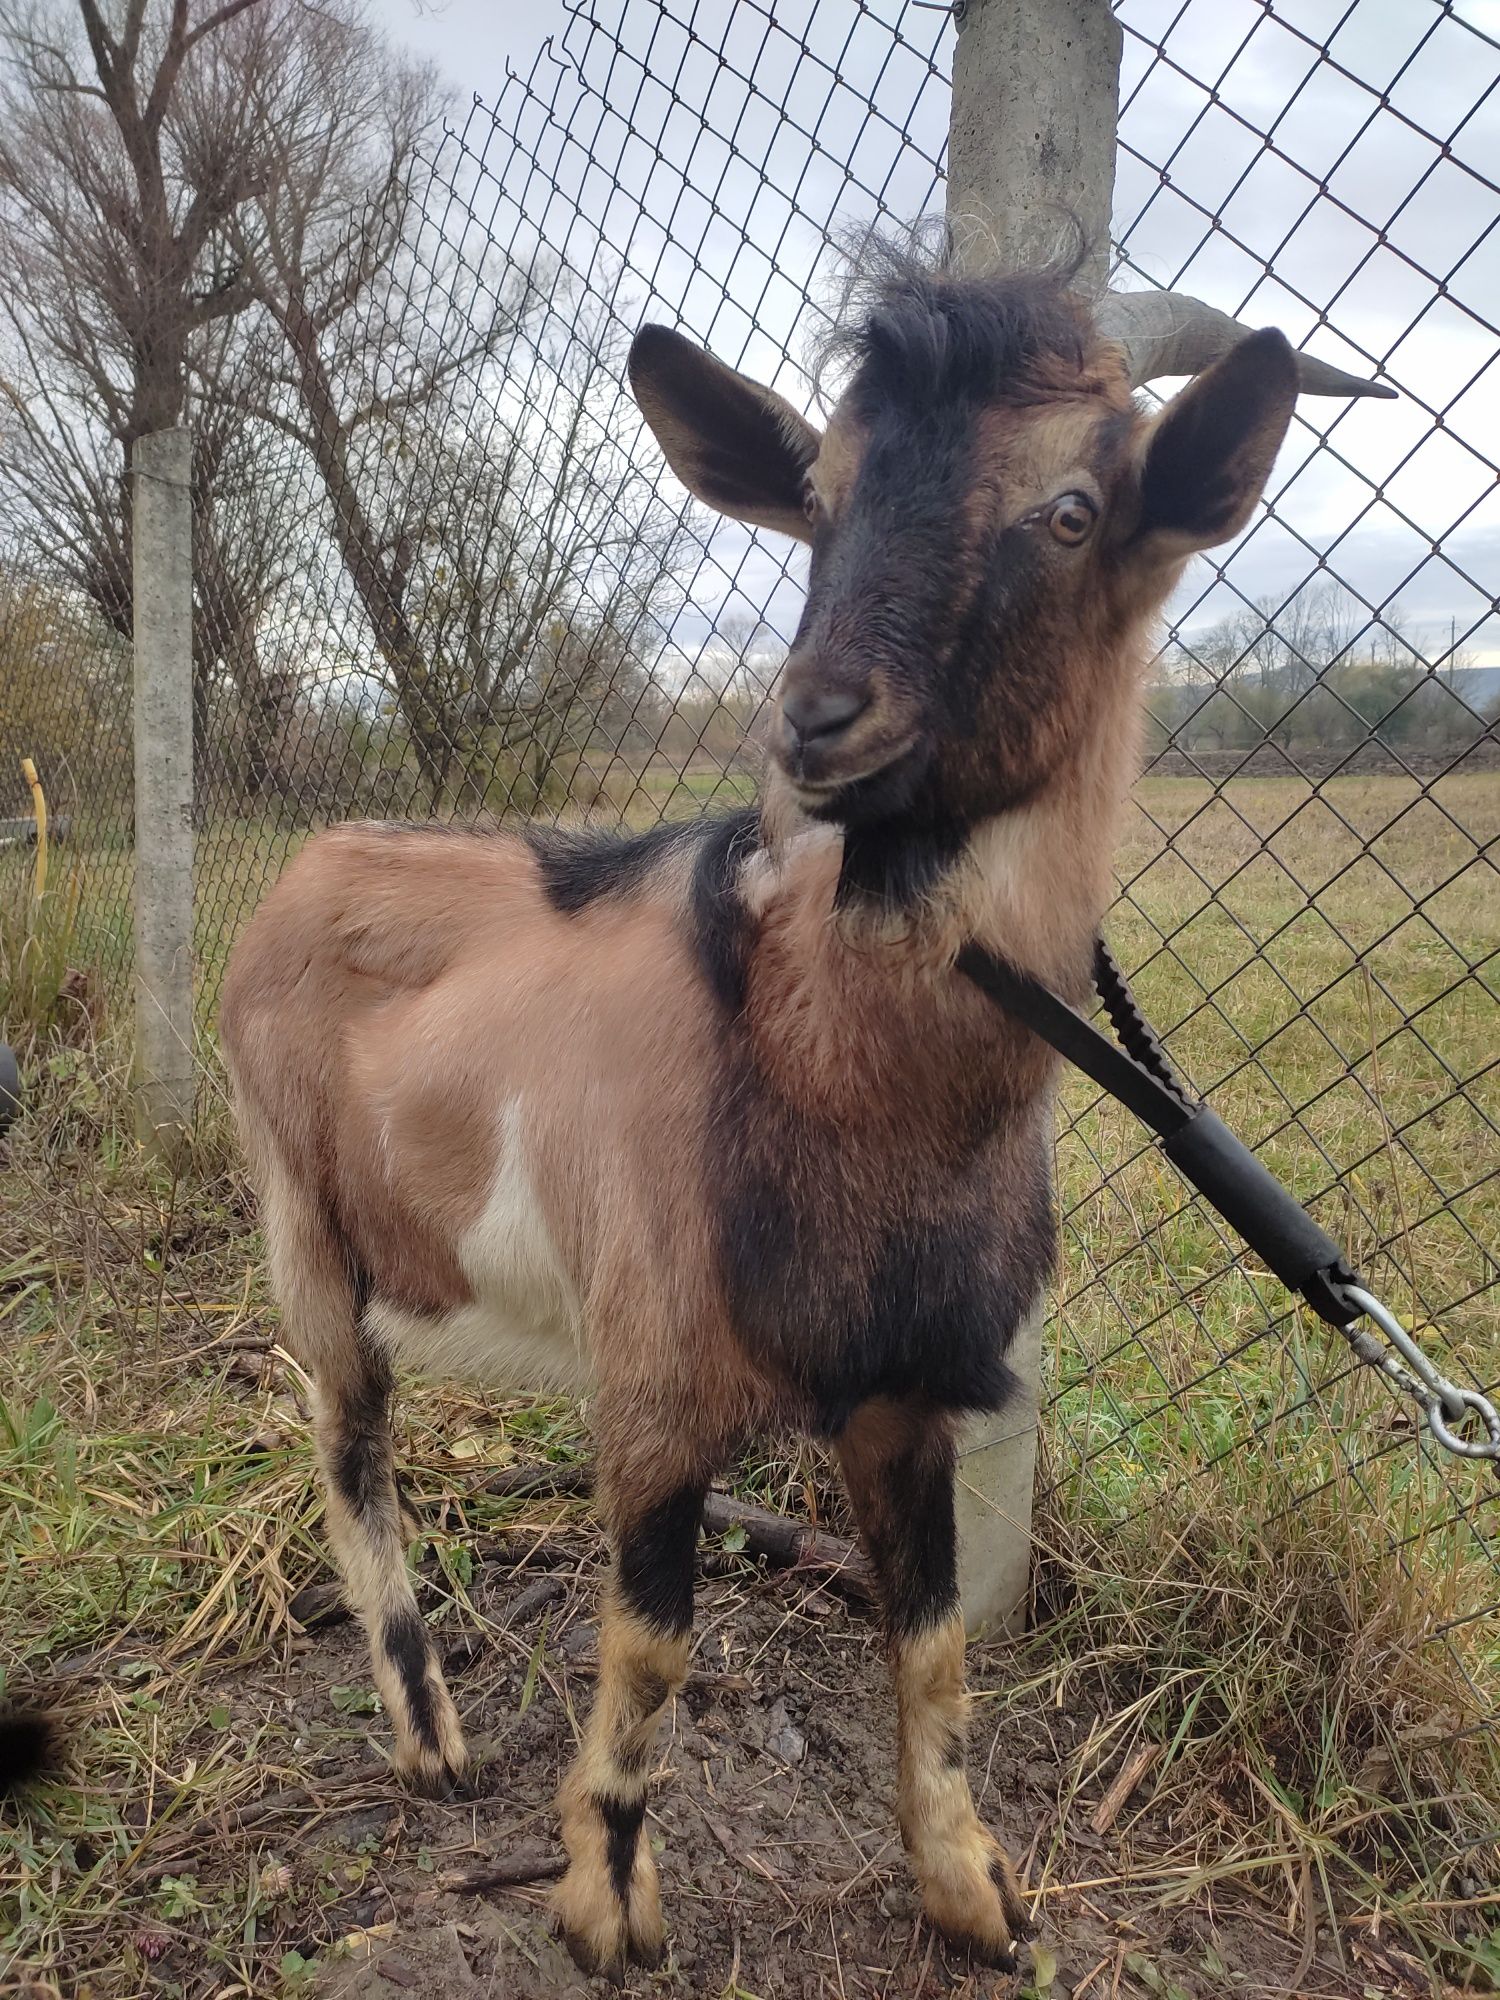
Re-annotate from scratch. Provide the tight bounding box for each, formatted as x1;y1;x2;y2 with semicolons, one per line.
791;296;1066;837
687;808;760;1013
942;1725;968;1770
0;1710;58;1797
719;1158;1051;1436
529;808;761;1017
529;818;704;915
785;247;1142;844
869;1441;960;1639
613;1667;673;1776
824;253;1090;415
836;811;967;912
615;1735;653;1779
597;1790;645;1902
329;1359;395;1524
616;1486;705;1635
382;1606;440;1749
630;1668;672;1717
346;1254;372;1325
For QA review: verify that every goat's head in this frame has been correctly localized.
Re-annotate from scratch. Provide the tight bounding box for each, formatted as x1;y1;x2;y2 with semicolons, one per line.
630;246;1388;883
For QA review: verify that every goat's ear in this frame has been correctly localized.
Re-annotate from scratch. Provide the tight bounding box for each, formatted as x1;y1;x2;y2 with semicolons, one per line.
629;325;822;543
1132;327;1299;556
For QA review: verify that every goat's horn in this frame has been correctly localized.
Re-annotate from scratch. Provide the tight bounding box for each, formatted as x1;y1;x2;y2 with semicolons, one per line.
1097;290;1397;399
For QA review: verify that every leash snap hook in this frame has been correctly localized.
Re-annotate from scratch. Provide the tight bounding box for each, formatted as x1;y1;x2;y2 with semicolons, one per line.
1340;1284;1500;1468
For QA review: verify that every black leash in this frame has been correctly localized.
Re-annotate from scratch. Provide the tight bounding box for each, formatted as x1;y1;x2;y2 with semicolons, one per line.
956;937;1500;1468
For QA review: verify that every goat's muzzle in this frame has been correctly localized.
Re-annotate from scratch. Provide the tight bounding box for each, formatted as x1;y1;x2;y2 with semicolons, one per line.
773;658;918;805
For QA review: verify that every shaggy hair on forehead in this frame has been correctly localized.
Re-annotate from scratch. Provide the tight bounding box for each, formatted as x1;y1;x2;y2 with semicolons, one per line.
816;222;1095;410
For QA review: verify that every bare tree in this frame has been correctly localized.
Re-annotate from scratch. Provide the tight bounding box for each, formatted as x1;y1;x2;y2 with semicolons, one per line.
368;293;699;810
214;4;551;800
0;2;700;816
0;1;273;604
0;0;479;798
0;0;321;806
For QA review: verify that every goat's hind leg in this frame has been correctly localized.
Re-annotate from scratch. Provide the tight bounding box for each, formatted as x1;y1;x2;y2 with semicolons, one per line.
259;1165;466;1794
553;1446;707;1976
314;1347;467;1794
836;1399;1030;1969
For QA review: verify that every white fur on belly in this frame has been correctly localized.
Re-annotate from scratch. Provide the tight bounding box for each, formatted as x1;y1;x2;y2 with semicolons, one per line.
367;1099;589;1393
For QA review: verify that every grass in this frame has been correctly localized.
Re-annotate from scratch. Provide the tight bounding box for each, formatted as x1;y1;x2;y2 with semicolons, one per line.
1;769;1497;1996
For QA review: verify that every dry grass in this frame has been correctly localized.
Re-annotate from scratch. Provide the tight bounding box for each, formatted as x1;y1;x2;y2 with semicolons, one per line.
1;770;1497;1996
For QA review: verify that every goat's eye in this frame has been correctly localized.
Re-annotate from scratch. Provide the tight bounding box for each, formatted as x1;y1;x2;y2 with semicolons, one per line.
1047;492;1097;545
802;483;820;523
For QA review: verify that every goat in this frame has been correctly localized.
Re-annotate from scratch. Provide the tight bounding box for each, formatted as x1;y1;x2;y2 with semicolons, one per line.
220;242;1384;1975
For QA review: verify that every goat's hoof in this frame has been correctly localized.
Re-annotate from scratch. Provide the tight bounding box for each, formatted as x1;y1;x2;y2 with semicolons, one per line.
562;1930;666;1984
918;1883;1018;1971
989;1843;1033;1939
396;1747;468;1799
553;1863;666;1979
927;1907;1017;1975
916;1829;1028;1972
959;1935;1018;1976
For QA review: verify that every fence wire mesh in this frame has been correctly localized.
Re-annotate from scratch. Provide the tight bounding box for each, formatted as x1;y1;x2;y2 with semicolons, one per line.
0;0;1494;1717
0;545;133;993
1081;0;1499;1715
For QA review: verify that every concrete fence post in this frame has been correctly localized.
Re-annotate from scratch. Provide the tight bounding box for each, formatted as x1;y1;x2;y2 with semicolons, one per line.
131;427;195;1157
948;0;1122;294
947;0;1122;1636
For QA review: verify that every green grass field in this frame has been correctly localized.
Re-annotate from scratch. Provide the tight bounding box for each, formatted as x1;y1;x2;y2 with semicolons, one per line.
2;769;1497;1995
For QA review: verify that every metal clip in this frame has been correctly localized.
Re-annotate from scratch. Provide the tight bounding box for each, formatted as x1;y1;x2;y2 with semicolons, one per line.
1341;1285;1500;1466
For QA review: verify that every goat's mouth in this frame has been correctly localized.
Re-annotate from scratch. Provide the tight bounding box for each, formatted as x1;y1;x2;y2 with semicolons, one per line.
781;737;927;825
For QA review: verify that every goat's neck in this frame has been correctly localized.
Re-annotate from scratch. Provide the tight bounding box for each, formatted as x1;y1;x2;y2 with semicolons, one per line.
959;759;1127;1000
744;715;1138;1111
954;665;1146;996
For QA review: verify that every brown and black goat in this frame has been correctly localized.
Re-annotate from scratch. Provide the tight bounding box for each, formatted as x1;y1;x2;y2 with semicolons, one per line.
220;246;1385;1974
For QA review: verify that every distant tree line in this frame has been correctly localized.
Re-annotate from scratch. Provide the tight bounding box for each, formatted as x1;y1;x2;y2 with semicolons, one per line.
1145;583;1498;760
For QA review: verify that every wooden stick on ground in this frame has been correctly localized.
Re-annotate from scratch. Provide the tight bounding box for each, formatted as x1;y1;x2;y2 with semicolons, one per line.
431;1850;568;1896
466;1461;594;1501
700;1491;871;1602
1087;1742;1164;1835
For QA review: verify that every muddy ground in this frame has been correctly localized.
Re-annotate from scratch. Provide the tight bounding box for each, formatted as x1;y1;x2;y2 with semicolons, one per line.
93;1513;1433;2000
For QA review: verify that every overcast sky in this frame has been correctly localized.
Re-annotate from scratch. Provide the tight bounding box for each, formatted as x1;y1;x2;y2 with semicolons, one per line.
364;0;1500;676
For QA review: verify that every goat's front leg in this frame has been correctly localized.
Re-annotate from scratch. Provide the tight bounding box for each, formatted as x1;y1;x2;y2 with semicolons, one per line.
836;1399;1029;1970
553;1463;706;1976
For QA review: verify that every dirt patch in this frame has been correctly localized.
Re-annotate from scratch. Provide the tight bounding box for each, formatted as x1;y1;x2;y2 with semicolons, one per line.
98;1530;1424;2000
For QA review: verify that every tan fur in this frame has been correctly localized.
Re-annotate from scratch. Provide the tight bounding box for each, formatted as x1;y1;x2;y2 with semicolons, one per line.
959;640;1149;992
892;1615;1027;1963
833;1402;1027;1960
552;1598;689;1973
968;395;1124;532
807;407;868;514
552;1792;666;1977
223;826;756;1419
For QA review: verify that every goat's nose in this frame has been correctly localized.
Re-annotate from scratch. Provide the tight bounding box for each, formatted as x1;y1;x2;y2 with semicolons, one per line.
781;683;869;747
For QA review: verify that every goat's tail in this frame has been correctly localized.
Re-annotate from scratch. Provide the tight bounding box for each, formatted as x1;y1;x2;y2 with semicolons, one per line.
0;1707;59;1797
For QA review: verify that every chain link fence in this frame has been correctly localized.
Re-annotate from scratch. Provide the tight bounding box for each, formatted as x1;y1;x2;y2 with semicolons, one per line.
1078;0;1498;1719
2;0;1495;1724
0;543;133;1001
